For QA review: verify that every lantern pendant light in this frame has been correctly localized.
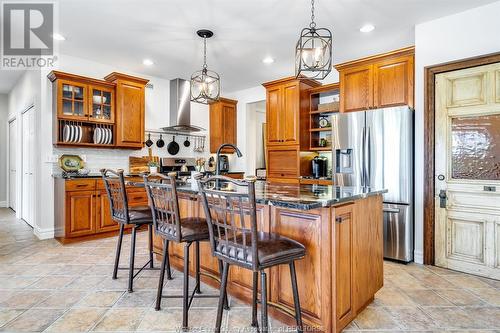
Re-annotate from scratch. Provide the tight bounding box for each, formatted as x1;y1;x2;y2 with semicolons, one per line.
295;0;332;80
190;29;221;104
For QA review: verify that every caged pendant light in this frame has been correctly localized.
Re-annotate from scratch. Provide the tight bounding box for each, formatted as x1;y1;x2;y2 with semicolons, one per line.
190;29;220;104
295;0;332;80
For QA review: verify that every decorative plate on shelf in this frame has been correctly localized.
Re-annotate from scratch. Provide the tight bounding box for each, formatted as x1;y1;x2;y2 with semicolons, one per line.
58;154;84;172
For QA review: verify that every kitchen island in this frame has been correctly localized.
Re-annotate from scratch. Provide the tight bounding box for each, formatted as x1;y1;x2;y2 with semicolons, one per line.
146;180;386;333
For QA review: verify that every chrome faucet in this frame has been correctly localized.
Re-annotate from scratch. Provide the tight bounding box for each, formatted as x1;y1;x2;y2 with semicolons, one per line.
215;143;242;176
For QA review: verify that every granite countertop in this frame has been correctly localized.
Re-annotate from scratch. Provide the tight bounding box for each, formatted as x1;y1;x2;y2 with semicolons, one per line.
127;179;386;210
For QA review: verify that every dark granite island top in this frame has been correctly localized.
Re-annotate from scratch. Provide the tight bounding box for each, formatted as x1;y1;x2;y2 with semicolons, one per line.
128;179;386;211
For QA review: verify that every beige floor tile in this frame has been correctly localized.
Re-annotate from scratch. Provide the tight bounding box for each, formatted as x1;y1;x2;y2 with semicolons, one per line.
435;289;486;306
0;290;50;308
353;306;400;330
465;307;500;328
385;306;438;330
227;308;257;332
29;275;76;289
373;287;416;306
0;308;25;327
403;290;453;306
0;276;40;289
77;291;124;307
0;308;65;332
114;290;155;307
34;290;86;308
136;308;220;332
45;307;107;332
421;306;486;329
445;275;492;289
470;288;500;306
92;307;146;331
64;275;107;290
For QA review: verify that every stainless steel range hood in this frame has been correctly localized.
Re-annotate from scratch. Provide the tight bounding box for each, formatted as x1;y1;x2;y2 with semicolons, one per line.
162;78;205;133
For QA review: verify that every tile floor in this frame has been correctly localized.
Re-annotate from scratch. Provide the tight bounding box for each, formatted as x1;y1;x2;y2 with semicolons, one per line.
0;208;499;332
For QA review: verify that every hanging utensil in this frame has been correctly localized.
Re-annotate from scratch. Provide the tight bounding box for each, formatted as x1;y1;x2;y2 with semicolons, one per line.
156;134;165;148
145;133;153;147
183;136;190;147
167;135;180;155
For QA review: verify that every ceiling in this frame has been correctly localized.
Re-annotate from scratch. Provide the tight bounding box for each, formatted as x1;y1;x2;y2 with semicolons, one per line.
0;0;497;94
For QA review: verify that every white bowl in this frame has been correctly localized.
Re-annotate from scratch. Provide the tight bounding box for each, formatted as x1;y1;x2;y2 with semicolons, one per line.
92;95;102;104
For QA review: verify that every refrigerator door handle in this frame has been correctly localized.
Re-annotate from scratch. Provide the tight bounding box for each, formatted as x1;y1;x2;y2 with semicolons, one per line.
361;126;366;186
364;126;371;187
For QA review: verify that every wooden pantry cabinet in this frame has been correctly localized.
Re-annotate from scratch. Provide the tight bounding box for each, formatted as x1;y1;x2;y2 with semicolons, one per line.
49;71;148;149
54;178;148;243
263;77;320;183
209;97;237;153
336;46;414;112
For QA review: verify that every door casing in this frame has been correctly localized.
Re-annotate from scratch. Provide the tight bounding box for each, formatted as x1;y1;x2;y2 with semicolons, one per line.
423;52;500;264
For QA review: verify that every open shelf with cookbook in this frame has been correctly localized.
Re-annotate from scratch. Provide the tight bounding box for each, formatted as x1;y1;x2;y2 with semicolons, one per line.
309;82;339;151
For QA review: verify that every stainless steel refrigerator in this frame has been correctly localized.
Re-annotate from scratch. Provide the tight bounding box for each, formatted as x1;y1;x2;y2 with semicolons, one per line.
331;106;414;262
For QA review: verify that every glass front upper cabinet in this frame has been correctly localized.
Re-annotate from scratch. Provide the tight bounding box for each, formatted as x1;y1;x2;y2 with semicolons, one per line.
59;81;88;119
89;85;114;123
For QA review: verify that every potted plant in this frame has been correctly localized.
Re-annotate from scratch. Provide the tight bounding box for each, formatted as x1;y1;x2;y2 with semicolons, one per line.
148;161;159;174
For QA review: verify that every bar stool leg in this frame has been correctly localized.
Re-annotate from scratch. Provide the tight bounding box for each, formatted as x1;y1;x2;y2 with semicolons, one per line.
251;271;259;327
165;240;172;280
182;242;191;330
215;262;229;333
128;226;137;293
112;224;124;279
155;238;169;311
195;241;201;294
218;260;230;310
290;261;304;333
148;224;154;269
260;270;269;333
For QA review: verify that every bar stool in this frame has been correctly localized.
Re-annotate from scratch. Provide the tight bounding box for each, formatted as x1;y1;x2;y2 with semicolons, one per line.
101;169;164;293
197;175;306;333
143;173;229;330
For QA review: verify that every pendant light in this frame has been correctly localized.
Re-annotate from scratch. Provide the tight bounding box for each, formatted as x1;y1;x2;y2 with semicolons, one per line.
190;29;220;104
295;0;332;80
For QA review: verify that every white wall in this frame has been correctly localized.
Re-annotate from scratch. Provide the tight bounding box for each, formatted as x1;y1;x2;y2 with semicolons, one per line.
0;94;8;206
413;0;500;263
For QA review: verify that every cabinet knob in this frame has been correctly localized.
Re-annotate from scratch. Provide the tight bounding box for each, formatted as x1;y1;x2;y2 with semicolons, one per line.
335;216;343;223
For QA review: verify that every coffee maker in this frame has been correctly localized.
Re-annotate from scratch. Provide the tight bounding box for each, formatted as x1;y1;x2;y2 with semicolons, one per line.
311;156;328;178
218;155;229;173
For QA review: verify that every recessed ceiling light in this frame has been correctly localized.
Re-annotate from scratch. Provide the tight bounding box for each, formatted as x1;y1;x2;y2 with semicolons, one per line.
143;59;154;66
262;56;274;64
360;24;375;33
52;33;66;41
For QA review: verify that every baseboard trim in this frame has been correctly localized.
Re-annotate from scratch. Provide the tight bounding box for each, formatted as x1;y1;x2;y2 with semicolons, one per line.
414;249;424;264
34;227;55;240
0;201;7;208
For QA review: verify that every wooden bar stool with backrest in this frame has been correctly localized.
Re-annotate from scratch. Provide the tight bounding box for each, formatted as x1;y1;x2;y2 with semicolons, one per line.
197;175;306;333
101;169;165;293
143;172;229;330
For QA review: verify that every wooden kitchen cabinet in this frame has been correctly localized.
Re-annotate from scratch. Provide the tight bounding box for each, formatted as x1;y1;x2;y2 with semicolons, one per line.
334;203;354;329
49;71;148;149
209;97;237;153
336;46;414;112
104;72;148;149
55;178;148;243
263;77;319;148
66;190;97;237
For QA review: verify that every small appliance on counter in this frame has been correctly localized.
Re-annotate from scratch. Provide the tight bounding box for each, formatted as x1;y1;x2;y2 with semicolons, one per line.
311;155;328;178
218;155;229;173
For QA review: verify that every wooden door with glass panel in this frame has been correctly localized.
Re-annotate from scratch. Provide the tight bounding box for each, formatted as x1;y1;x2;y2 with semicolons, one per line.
89;84;114;123
57;79;88;120
435;63;500;279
